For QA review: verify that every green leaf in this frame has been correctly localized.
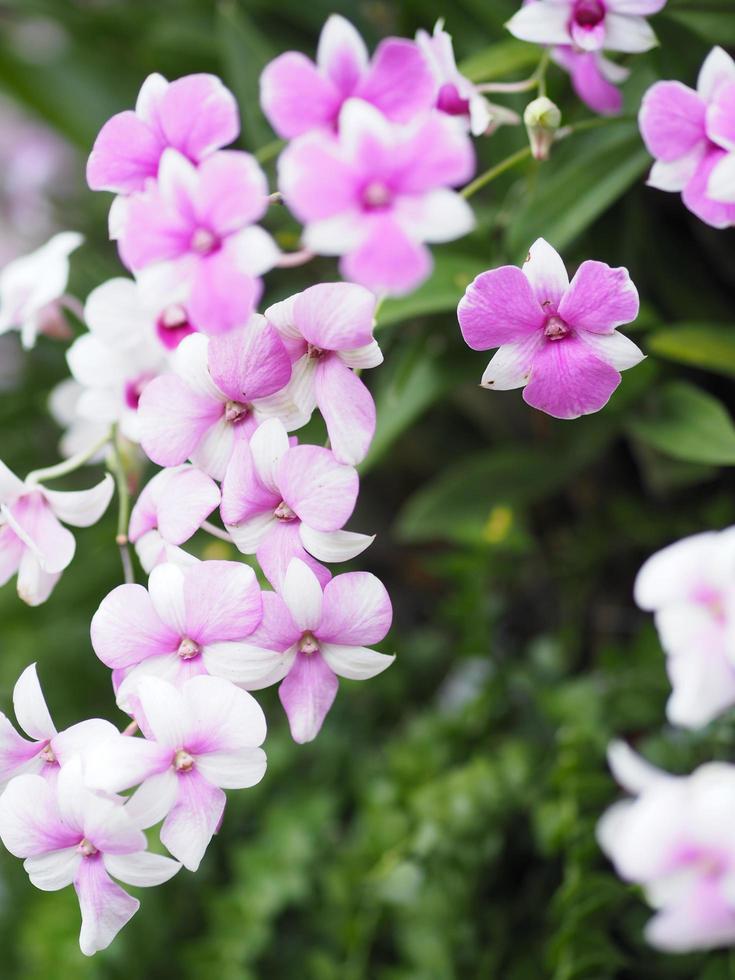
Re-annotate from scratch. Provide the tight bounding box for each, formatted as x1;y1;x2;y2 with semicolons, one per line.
377;252;486;330
646;323;735;379
459;39;540;84
506;123;650;258
662;6;735;46
216;1;274;150
628;381;735;466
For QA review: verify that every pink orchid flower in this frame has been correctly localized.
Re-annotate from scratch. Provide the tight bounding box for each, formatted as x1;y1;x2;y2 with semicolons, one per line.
265;282;381;465
84;675;267;871
0;757;180;956
507;0;666;54
0;232;83;349
0;664;117;790
639;47;735;228
118;148;278;335
221;418;373;590
457;238;643;419
237;558;393;743
138;322;306;481
0;461;114;605
598;742;735;953
128;465;220;572
552;45;629;115
87;72;239;195
260;13;435;139
279;99;475;295
635;528;735;728
91;560;263;711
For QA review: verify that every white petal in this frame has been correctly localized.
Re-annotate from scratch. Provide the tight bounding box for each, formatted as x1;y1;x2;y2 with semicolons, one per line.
302;212;365;255
0;460;27;504
202;641;293;688
603;12;658;53
522;238;570;306
227;226;280;277
299;525;374;563
13;663;56;740
505;2;572;45
395;189;475;244
83;278;150;350
135;72;169;121
84;734;171;794
481;335;542;390
338;341;383;370
42;473;114;528
579;330;645;372
16;553;61;607
137;676;188;750
697;46;735;101
108;195;129;240
172;333;222;400
25;847;81;891
249;418;290;492
66;335;125;388
647;148;704;193
196;746;267;789
607;740;669;795
123;770;179;829
320;643;395;680
282;558;323;631
226;513;275;554
263;293;301;340
104;850;180;887
189;417;235;482
708;153;735;204
0;232;83;331
317;13;368;75
135;531;198;574
148;562;187;634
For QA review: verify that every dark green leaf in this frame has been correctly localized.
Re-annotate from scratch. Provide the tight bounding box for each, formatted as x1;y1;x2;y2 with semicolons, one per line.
647;323;735;379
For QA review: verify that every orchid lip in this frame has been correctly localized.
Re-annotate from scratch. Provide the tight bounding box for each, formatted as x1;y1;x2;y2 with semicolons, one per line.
224;400;251;424
174;749;195;772
274;500;296;522
544;315;570;340
177;637;200;660
78;838;98;857
362;180;392;210
160;303;188;328
190;228;219;255
299;631;319;655
573;0;605;28
40;743;57;764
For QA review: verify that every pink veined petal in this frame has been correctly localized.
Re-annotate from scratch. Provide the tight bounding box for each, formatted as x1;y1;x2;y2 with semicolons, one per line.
136;676;188;750
562;50;625;116
247;591;301;653
84;735;173;795
91;583;178;670
260;52;341;138
279;650;339;743
0;774;79;856
682;147;735;228
208;316;292;402
160;769;226;871
338;340;383;370
138;374;222;468
183;674;265;756
522;238;570;311
277;444;359;532
278;135;359;223
506;2;572;46
86;111;162;194
187;250;259;336
315;356;375;466
603;12;658;53
522;334;622;419
25;846;81;891
299;526;374;564
13;663;56;741
7;494;75;575
127;472;162;543
0;524;23;587
196;746;267;789
481;334;545;390
154;466;220;545
256;520;331;592
117;191;192;272
183;560;262;644
458;266;546;351
317;14;368;93
104;850;180;888
320;643;395;681
75;855;140;957
318;571;392;646
341;217;432;296
558;260;639;333
189;415;243;481
202;641;294;689
282;558;324;632
220;438;280;527
294;281;377;351
639;81;706;162
159;73;239;161
355;38;435;122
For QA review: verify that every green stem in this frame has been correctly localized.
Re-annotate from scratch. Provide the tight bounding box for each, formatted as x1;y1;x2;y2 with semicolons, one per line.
556;114;635;141
255;138;284;164
201;520;233;543
536;50;551;98
26;429;112;485
109;428;134;584
460;146;533;200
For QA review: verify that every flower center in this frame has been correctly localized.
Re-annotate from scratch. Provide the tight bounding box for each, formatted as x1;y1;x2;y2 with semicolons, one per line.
224;400;251;424
573;0;605;27
78;838;98;857
177;637;200;660
174;749;195;772
544;315;570;340
274;500;296;522
124;372;156;410
190;228;219;255
40;743;57;764
307;343;325;359
436;83;470;117
299;631;319;655
362;181;392;211
156;303;194;350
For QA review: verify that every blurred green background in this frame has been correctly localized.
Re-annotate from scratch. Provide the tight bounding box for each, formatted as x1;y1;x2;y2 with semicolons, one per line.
2;0;735;976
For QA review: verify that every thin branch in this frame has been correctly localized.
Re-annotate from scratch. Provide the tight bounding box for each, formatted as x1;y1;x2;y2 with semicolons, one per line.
26;429;112;484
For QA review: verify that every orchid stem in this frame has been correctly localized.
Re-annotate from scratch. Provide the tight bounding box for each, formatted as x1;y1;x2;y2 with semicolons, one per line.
201;520;233;543
26;429;112;484
109;427;134;585
477;50;550;96
460;146;533;199
122;720;139;737
255;138;285;164
276;248;315;269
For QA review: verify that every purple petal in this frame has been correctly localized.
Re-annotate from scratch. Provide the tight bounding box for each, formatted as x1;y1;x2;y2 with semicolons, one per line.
557;49;624;116
558;260;639;333
386;109;475;194
160;769;226;871
256;520;331;592
277;444;358;532
523;335;622;419
355;38;435;122
75;855;139;956
193;150;267;235
0;773;78;857
87;111;162;194
91;583;178;670
138;374;222;468
208;316;292;402
639;81;706;162
683;146;735;228
318;571;392;646
182;560;262;644
159;73;239;161
458;266;546;351
315;356;375;465
220;438;280;527
293;282;376;351
187;251;259;336
260;52;341;138
278;134;359;222
182;674;267;754
522;238;570;312
279;650;339;743
340;217;432;296
142;466;220;546
247;591;301;652
316;14;368;93
117;180;193;271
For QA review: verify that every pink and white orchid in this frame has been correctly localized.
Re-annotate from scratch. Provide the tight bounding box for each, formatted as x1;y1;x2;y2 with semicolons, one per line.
138;324;306;481
84;675;267;871
552;45;629;115
260;13;434;139
279;99;475;295
639;47;735;228
265;282;381;465
507;0;666;54
128;465;220;572
457;238;643;419
0;664;117;790
634;529;735;728
599;742;735;953
87;72;239;195
118;148;278;334
0;232;83;349
221;418;373;590
0;757;180;956
0;460;114;605
237;558;393;743
91;560;263;710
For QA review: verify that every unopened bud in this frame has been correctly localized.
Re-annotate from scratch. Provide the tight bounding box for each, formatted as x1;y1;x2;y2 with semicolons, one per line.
523;97;561;161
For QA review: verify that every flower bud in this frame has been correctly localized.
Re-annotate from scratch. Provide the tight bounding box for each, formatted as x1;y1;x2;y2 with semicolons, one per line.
523;96;562;161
